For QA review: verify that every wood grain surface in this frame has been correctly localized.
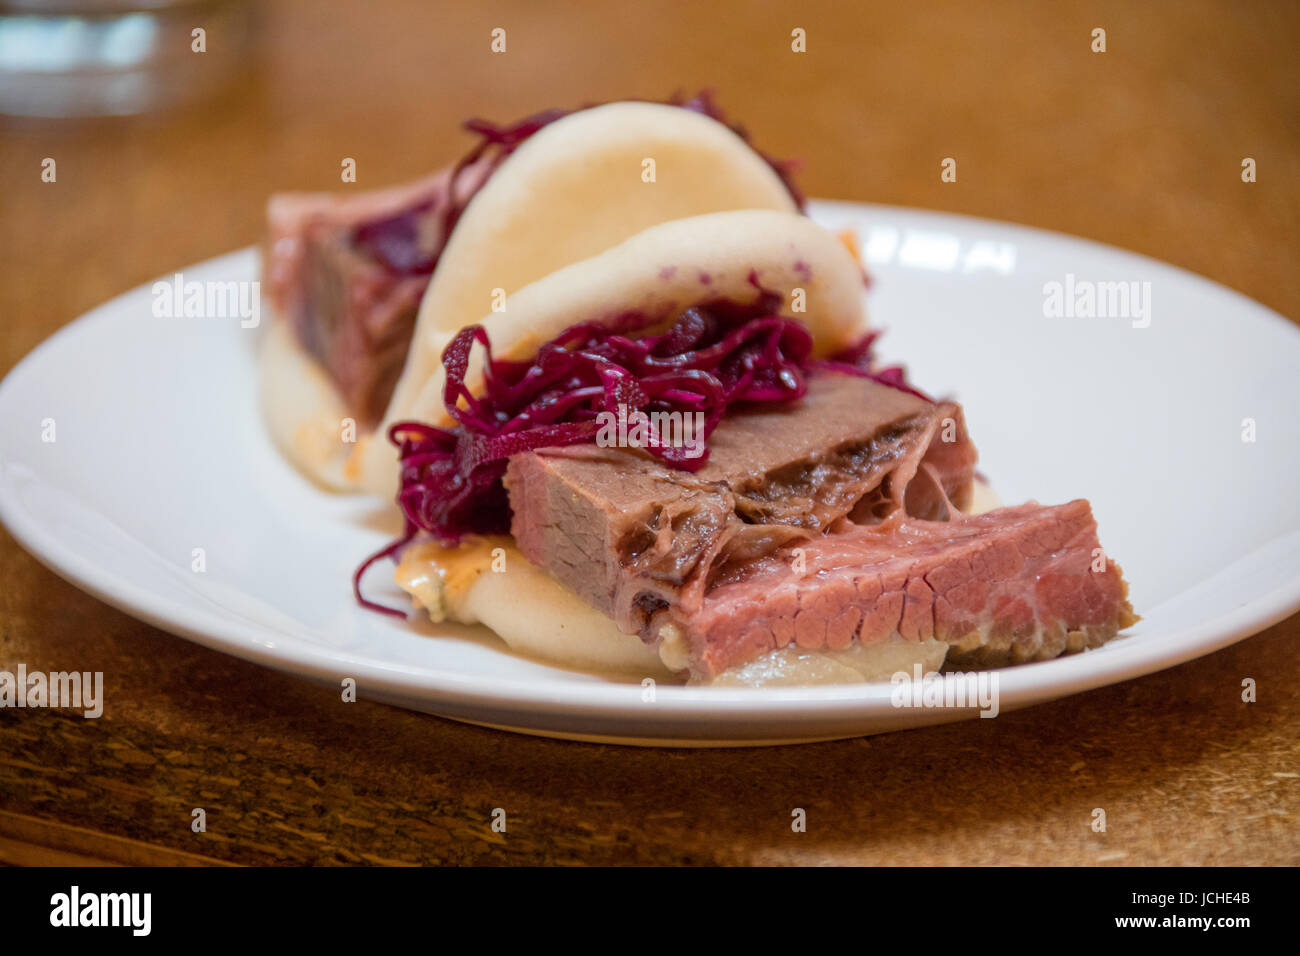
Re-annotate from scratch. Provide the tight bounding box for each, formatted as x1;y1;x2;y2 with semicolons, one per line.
1;0;1297;866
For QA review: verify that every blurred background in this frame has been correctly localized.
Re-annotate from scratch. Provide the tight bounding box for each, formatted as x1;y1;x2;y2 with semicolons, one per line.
2;0;1296;386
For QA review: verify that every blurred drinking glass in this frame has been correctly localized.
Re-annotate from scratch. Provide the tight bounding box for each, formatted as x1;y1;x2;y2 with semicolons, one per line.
0;0;255;117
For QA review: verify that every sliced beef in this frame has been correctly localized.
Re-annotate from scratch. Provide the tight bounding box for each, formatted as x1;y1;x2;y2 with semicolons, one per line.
264;159;493;424
684;500;1138;679
504;367;1135;679
504;370;977;636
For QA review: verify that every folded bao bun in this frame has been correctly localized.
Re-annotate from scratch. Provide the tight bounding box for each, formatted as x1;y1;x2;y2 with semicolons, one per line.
356;208;868;494
262;101;802;491
260;100;1010;687
374;198;881;682
376;210;905;684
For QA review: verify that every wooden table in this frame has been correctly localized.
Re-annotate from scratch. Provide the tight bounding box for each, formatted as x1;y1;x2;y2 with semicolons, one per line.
2;0;1297;865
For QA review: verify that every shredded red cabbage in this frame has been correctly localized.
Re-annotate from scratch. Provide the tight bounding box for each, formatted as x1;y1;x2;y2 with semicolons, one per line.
353;308;924;616
409;297;809;527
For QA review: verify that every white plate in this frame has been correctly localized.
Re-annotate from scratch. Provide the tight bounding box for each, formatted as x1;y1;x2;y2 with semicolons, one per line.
2;201;1299;746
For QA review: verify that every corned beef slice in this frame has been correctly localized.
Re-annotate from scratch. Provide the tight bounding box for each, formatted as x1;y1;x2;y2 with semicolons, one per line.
504;369;1134;678
504;371;978;638
691;501;1137;678
265;160;492;425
